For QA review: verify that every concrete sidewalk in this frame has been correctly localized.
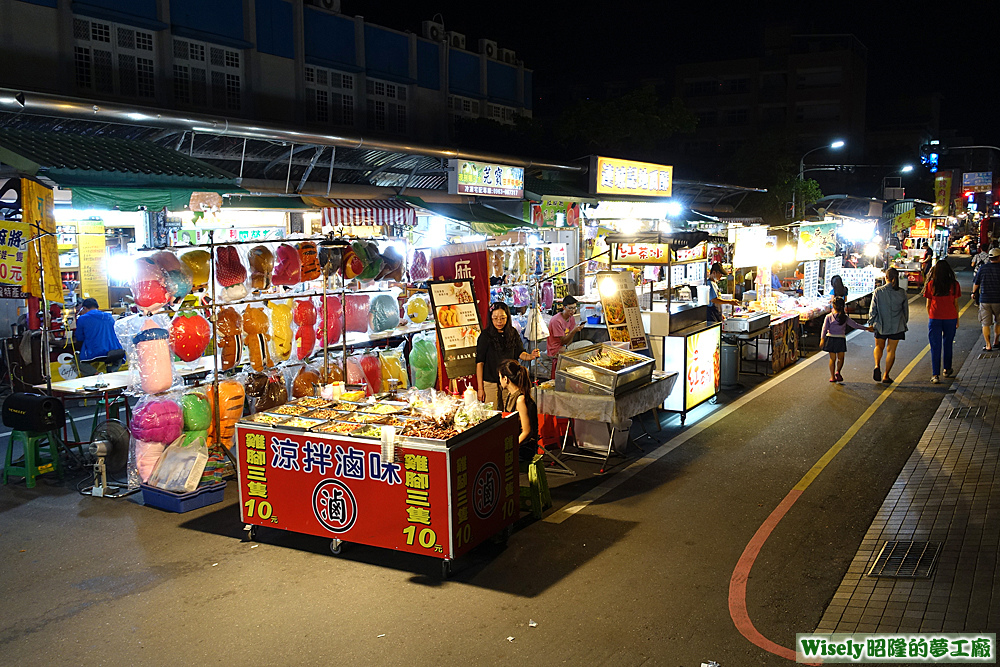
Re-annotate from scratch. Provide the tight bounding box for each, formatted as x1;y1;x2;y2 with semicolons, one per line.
815;344;1000;634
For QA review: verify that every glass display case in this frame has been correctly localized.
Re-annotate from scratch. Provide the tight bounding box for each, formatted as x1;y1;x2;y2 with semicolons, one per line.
555;343;654;395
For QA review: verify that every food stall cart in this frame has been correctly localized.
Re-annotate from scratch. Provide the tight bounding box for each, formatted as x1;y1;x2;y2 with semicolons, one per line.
235;397;519;577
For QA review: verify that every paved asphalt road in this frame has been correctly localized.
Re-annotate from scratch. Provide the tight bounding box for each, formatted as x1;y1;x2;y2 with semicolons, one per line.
0;255;985;666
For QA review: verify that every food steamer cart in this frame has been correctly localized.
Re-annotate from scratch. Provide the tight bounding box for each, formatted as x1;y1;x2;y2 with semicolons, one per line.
236;414;520;577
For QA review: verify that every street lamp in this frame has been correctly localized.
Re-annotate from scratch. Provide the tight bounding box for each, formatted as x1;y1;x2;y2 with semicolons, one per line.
796;140;846;219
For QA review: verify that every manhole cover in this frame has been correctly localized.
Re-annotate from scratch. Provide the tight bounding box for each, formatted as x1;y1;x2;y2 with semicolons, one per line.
948;406;986;419
867;541;940;578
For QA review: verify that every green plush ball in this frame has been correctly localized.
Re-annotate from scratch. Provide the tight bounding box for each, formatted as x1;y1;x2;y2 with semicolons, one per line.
181;393;212;431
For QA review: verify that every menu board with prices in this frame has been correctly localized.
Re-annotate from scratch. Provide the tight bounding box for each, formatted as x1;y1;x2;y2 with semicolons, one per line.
596;271;648;351
686;262;705;285
427;279;482;380
826;267;876;298
802;260;820;298
671;264;686;286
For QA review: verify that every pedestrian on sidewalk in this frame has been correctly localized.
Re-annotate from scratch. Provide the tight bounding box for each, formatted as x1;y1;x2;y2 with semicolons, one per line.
972;247;1000;350
924;260;961;383
820;297;873;382
869;267;909;384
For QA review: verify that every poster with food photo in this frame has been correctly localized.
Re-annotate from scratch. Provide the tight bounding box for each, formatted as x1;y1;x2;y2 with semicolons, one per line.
597;271;648;351
428;280;482;380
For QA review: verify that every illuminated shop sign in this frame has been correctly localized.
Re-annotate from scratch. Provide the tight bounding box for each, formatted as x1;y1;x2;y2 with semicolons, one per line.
590;156;673;197
448;160;524;198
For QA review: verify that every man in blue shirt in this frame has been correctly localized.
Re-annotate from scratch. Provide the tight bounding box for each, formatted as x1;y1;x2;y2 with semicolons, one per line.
972;248;1000;350
74;298;123;374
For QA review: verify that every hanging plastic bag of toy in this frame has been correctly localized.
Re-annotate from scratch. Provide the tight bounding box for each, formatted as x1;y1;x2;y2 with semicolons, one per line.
242;305;273;371
404;293;430;324
293;364;320;398
214;245;248;301
318;295;343;348
207;378;245;450
359;349;382;396
152;250;193;302
345;293;372;333
128;394;183;488
118;313;179;395
298;241;321;281
268;298;293;362
369;292;400;333
409;330;438;390
130;255;171;314
169;310;211;363
254;368;288;412
345;351;365;387
292;298;317;360
247;245;274;291
541;281;554;311
215;306;243;371
272;243;301;286
379;341;408;392
410;248;430;282
180;249;211;293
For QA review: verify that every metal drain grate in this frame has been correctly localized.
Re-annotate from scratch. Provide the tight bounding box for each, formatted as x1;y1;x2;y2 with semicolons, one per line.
949;406;986;419
867;541;941;578
978;351;1000;359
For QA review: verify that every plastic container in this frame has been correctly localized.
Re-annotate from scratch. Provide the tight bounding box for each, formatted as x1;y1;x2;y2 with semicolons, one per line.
587;315;600;325
141;481;226;513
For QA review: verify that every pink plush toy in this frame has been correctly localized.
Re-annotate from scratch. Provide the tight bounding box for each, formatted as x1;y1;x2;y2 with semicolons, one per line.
133;319;173;394
130;398;183;444
272;243;301;286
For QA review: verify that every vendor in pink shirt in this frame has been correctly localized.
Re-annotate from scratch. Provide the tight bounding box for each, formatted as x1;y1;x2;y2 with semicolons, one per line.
547;295;584;358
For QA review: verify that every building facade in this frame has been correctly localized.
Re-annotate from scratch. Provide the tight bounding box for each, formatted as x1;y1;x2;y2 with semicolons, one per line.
0;0;532;145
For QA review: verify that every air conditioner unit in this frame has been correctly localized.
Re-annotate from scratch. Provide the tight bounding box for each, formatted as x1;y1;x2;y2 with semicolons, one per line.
421;20;444;42
479;38;497;59
447;31;466;50
499;48;516;64
305;0;340;12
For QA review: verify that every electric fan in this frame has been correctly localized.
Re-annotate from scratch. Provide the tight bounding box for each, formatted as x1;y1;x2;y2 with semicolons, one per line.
84;420;135;498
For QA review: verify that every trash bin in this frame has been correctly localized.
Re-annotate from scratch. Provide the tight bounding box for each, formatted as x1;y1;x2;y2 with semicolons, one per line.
721;342;739;389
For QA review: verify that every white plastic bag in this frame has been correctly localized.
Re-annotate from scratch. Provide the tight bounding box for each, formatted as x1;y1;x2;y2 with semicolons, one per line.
147;435;209;493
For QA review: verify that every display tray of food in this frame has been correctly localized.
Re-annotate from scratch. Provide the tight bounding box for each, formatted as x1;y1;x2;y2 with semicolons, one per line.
291;397;331;409
311;421;359;434
327;402;360;412
271;403;314;416
349;424;383;439
398;412;502;447
555;342;654;395
357;402;408;414
278;416;329;431
303;408;352;420
240;412;290;426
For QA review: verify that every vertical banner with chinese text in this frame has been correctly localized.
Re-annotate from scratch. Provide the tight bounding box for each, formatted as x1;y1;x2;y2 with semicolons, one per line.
21;179;64;303
596;270;647;351
0;217;28;299
934;171;953;215
429;243;490;390
78;221;108;309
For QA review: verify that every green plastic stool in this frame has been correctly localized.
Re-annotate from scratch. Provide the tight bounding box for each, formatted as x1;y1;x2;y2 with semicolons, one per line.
519;453;552;519
3;430;63;488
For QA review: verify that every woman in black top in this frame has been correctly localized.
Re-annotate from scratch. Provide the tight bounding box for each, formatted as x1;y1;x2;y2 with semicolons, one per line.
497;359;540;462
830;274;849;298
476;302;540;409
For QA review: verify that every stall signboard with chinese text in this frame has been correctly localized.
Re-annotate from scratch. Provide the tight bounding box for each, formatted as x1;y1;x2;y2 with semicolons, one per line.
427;279;482;380
612;242;670;265
21;179;63;303
78;221;108;309
891;207;917;234
448;160;524;198
685;325;721;410
0;218;28;299
796;223;837;261
676;243;707;263
596;271;647;351
802;260;820;298
910;218;931;239
590;156;673;197
236;426;450;557
935;171;953;214
962;171;992;193
528;201;580;227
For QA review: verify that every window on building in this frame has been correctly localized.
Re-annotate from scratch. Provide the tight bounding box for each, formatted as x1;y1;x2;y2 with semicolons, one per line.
796;68;843;89
304;66;355;127
173;38;242;111
684;79;717;97
760;72;787;93
795;102;842;123
723;78;749;94
365;78;408;133
486;103;517;125
72;17;156;99
761;105;787;124
724;108;748;125
695;110;717;128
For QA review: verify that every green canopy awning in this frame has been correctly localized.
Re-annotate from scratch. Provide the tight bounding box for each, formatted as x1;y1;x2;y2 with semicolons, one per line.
0;128;241;210
400;196;530;234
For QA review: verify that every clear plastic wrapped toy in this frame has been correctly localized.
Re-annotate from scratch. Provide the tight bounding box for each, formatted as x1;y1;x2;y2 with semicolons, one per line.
214;245;248;301
409;330;438;389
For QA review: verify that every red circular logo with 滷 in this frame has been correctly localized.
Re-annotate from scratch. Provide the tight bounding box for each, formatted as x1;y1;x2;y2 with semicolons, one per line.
312;479;358;533
473;462;501;519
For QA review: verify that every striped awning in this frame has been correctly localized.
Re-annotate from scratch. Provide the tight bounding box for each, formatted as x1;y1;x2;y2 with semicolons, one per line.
320;199;416;226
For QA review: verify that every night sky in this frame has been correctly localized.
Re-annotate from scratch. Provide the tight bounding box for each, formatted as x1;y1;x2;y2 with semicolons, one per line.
347;1;1000;147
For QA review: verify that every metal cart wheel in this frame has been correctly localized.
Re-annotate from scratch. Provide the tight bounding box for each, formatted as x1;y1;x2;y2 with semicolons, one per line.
243;524;257;542
441;559;452;579
330;538;343;555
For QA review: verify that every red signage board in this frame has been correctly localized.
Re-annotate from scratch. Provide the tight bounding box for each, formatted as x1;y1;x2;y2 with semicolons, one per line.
237;426;451;557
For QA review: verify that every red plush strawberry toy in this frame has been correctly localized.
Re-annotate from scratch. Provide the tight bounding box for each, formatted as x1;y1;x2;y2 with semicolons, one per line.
215;245;248;301
169;311;211;362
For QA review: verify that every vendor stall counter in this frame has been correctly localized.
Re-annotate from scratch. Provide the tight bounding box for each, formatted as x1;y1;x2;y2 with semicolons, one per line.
646;320;721;424
235;414;519;577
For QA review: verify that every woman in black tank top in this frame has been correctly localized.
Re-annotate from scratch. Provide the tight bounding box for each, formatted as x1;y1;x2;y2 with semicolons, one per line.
497;359;539;461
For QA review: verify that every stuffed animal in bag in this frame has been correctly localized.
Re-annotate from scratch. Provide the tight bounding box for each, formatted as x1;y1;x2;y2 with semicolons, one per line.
293;366;319;398
131;257;171;312
242;306;272;372
152;251;193;301
180;391;211;446
248;245;274;290
216;306;243;370
317;295;343;347
180;250;211;292
215;245;248;301
268;299;293;362
293;299;317;360
169;310;211;362
255;372;288;412
297;241;321;281
272;243;301;286
208;379;245;448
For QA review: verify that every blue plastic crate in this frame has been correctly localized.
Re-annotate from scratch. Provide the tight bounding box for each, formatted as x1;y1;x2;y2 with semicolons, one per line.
141;481;226;513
